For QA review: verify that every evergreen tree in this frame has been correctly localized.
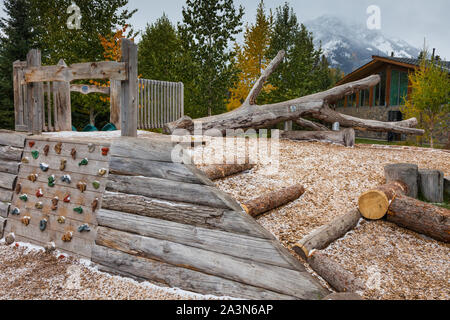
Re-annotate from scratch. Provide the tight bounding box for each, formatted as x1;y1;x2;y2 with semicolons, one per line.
0;0;36;129
180;0;244;117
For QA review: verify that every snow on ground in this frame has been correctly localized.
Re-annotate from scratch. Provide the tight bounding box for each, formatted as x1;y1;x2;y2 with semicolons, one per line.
196;139;450;300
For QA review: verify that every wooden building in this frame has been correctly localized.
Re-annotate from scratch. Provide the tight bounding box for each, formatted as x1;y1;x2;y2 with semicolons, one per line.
333;55;450;141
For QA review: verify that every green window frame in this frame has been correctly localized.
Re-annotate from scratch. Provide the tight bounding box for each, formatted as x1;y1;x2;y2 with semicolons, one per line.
390;70;409;106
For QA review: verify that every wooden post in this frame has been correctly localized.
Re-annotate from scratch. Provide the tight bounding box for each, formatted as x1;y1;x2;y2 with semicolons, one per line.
53;59;72;131
110;80;121;129
26;49;43;135
369;86;374;107
120;39;138;137
13;60;27;131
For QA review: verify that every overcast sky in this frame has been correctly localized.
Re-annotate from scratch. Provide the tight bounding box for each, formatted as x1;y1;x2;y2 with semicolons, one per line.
0;0;448;59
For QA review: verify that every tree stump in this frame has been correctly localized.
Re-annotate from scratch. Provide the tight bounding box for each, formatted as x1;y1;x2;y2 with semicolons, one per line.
384;163;419;198
443;177;450;198
419;170;444;203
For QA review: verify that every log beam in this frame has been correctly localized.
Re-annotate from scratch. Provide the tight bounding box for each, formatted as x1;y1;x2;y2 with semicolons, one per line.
281;128;355;147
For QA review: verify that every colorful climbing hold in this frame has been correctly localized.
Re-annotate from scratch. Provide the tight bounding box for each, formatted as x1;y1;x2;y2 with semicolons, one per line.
101;147;110;156
88;143;96;153
63;194;71;203
11;207;20;215
40;163;49;172
71;148;77;160
77;181;87;193
61;175;72;184
21;216;31;226
36;188;44;198
15;183;22;195
19;194;28;202
92;181;100;190
51;197;59;211
28;173;38;182
54;142;62;154
57;216;66;224
62;232;73;242
98;168;107;177
91;198;99;212
48;175;56;187
39;219;47;231
35;202;43;210
78;224;91;233
22;157;30;164
60;159;67;171
31;150;39;160
78;158;88;166
43;145;50;156
74;206;83;214
28;141;35;148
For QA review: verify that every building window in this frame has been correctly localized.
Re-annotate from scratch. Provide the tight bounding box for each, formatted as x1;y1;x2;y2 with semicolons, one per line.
347;93;357;107
360;89;370;107
390;70;409;106
373;71;386;106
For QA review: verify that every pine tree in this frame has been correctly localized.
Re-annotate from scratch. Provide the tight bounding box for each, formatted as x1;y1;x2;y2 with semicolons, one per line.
227;0;274;111
0;0;36;129
180;0;244;117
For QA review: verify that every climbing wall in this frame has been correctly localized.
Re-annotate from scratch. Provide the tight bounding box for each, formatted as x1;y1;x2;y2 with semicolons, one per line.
5;137;110;259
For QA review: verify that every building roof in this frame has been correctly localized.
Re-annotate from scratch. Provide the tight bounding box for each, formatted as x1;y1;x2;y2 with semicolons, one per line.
336;55;450;85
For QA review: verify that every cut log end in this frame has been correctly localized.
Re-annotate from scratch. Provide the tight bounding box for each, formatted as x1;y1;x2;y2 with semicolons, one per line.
358;190;389;220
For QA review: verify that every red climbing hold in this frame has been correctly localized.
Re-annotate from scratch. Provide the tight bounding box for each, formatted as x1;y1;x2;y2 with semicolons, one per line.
29;141;35;148
101;147;109;156
64;194;71;203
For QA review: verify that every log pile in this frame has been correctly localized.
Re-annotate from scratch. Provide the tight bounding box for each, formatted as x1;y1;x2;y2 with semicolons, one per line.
241;184;305;218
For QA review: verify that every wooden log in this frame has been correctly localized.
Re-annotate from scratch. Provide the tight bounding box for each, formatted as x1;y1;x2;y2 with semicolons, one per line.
0;131;26;148
95;226;328;299
53;60;72;131
418;170;444;203
445;177;450;197
323;293;364;300
120;38;138;137
0;202;10;218
101;192;272;240
70;84;110;95
0;188;13;203
358;181;408;220
92;245;296;300
24;61;127;83
384;163;419;198
307;250;366;293
110;80;121;129
281;129;355;147
0;159;20;175
200;163;255;180
106;174;242;211
0;145;23;161
26;49;43;135
96;209;296;269
295;118;329;131
293;209;361;260
0;172;17;191
242;184;305;218
386;194;450;243
0;216;5;238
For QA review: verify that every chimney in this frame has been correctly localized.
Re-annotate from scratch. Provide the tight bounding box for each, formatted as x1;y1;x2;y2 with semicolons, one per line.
432;48;436;60
391;52;394;57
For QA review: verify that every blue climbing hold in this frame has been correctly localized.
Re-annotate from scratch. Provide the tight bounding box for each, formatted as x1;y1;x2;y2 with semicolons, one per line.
39;219;47;231
72;125;77;131
101;123;117;131
82;124;98;132
78;224;91;233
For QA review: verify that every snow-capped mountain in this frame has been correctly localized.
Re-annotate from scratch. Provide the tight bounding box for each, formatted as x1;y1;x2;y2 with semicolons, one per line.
305;15;420;74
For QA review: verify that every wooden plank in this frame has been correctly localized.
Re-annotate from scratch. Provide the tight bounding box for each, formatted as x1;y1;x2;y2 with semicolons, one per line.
0;202;10;218
110;80;121;129
106;174;239;210
23;140;111;162
109;156;206;184
0;188;13;203
0;159;20;175
13;61;24;129
96;227;328;300
0;145;23;161
110;137;179;163
0;131;26;148
120;39;138;137
70;84;110;95
26;49;43;135
24;61;127;83
0;216;5;238
92;245;296;300
97;209;295;269
53;60;72;131
101;192;271;240
0;172;17;190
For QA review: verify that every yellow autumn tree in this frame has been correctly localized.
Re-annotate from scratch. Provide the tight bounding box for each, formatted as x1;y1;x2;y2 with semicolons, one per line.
227;0;274;111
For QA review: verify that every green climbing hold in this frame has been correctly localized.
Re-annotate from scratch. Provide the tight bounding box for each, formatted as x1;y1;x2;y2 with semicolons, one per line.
73;206;83;214
48;175;56;187
31;150;39;160
92;181;100;189
78;158;89;166
19;194;28;202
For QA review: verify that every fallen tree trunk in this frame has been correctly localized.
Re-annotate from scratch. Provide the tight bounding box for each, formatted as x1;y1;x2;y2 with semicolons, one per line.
164;50;424;137
242;184;305;218
281;128;355;147
295;118;329;131
294;209;362;260
201;163;255;180
307;250;366;293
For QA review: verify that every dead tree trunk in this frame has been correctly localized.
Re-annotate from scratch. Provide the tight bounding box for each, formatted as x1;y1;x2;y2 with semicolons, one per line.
242;184;305;218
200;163;255;180
281;128;355;147
295;118;329;131
164;50;424;137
